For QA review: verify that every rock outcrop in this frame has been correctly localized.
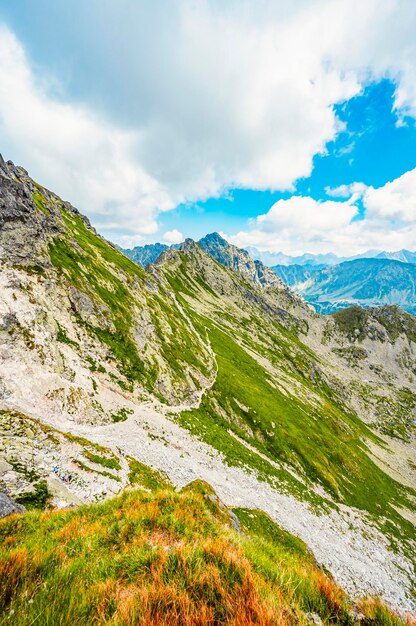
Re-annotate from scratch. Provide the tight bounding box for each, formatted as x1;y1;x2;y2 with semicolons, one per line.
197;232;287;289
0;490;25;518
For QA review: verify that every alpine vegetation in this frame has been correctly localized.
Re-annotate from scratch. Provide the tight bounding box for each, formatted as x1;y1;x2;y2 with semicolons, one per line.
0;156;415;624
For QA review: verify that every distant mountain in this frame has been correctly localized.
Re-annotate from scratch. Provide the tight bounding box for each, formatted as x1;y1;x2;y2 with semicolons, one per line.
376;249;416;264
247;247;416;267
273;257;416;314
123;240;416;274
122;233;287;290
246;248;348;266
123;242;171;266
123;241;347;269
123;239;416;315
271;264;321;285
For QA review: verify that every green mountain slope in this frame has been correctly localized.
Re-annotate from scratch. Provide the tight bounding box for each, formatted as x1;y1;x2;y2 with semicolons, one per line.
152;244;416;531
0;156;214;407
0;157;415;613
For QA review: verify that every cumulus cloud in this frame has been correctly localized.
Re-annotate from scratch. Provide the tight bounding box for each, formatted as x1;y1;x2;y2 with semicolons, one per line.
229;197;361;255
163;229;184;244
1;1;416;244
364;168;416;222
0;27;176;244
229;170;416;256
325;182;368;198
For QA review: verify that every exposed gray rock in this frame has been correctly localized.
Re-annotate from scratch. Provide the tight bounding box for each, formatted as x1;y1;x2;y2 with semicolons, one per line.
228;509;241;532
198;232;287;290
0;156;56;266
0;155;96;268
0;490;25;518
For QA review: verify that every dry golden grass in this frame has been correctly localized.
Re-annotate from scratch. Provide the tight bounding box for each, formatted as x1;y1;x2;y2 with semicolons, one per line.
0;482;413;625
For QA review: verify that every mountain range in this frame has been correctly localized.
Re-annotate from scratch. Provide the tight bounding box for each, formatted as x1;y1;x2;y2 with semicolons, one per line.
246;247;416;267
123;237;416;314
0;156;415;621
272;258;416;315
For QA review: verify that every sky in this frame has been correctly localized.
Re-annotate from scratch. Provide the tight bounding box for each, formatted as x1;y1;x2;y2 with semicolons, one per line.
0;0;416;256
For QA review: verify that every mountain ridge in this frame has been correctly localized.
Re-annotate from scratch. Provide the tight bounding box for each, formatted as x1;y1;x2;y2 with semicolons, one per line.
121;235;416;314
247;246;416;267
0;158;415;614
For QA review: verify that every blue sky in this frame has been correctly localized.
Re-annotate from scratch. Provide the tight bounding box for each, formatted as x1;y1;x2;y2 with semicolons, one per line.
159;80;416;240
0;1;416;255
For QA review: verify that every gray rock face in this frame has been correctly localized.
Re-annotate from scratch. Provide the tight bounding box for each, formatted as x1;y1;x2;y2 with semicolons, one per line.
197;232;287;290
0;155;53;265
0;490;25;518
228;510;241;533
0;154;94;268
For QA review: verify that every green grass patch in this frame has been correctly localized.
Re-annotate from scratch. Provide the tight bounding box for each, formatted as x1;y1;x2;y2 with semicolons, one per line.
110;407;133;423
127;457;171;490
233;508;311;560
32;192;48;214
0;485;408;626
56;322;79;348
82;450;121;471
15;480;51;510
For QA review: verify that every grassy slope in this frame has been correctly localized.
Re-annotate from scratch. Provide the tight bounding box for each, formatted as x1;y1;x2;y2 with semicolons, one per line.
2;173;416;621
0;481;411;626
6;180;416;605
159;250;416;558
32;187;416;538
29;187;213;401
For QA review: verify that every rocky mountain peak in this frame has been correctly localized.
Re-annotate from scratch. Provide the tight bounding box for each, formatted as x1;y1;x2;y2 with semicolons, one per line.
123;241;170;267
198;231;289;291
0;158;102;270
198;232;228;246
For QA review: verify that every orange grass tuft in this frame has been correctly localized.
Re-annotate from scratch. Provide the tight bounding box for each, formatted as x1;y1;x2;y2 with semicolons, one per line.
0;486;413;626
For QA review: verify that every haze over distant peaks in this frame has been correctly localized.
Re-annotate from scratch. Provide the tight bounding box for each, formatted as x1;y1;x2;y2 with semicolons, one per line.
246;247;416;267
273;257;416;315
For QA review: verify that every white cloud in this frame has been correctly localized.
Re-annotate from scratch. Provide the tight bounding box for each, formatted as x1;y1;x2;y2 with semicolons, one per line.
229;196;361;256
163;229;184;244
0;27;176;244
229;169;416;256
364;168;416;222
1;1;416;245
257;197;358;232
325;182;368;198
